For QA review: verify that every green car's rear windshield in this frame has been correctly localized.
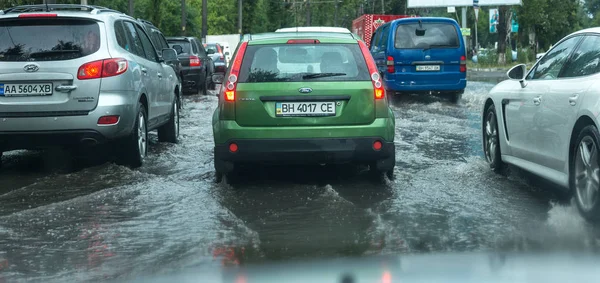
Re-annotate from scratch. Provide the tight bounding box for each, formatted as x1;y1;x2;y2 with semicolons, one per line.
238;43;371;83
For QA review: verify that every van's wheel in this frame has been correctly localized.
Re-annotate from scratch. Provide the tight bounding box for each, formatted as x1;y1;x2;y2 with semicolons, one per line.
483;104;505;173
158;99;180;143
572;125;600;222
119;102;147;168
449;90;464;103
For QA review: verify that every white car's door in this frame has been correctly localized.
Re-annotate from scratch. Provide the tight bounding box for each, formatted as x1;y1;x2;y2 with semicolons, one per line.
506;35;582;165
535;35;600;172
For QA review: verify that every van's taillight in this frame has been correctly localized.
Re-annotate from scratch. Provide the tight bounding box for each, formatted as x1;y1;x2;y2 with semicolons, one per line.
190;56;201;67
223;42;248;102
386;56;395;73
77;58;128;80
460;55;467;72
18;13;57;18
358;41;385;100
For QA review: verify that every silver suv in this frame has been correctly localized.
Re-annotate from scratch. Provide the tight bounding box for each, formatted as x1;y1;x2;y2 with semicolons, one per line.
0;4;182;168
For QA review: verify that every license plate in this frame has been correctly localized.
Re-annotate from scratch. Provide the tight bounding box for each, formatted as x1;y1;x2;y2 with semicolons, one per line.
275;102;336;117
0;83;53;97
416;65;440;71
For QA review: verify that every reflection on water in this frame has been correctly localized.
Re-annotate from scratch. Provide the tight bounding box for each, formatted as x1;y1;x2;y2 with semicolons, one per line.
1;83;600;282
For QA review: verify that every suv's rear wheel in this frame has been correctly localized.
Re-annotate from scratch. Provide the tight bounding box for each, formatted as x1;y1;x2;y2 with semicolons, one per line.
158;99;180;143
203;75;211;95
119;103;147;168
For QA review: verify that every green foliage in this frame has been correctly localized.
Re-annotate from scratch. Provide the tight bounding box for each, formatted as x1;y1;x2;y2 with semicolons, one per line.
0;0;591;48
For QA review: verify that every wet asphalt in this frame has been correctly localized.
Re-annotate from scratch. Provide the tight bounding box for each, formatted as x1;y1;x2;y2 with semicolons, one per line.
1;76;600;282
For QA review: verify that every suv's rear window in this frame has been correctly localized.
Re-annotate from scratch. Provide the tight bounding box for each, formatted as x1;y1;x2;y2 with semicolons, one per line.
0;19;100;61
168;40;190;55
238;43;370;83
394;22;459;49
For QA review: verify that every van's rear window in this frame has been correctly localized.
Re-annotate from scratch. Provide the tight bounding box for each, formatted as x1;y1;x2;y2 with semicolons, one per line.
0;19;100;61
394;23;459;49
238;44;370;83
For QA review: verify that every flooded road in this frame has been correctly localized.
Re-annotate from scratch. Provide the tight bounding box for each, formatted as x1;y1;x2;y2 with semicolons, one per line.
1;81;600;282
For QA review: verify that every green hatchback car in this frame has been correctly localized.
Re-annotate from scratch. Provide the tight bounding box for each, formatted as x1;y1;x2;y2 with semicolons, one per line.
212;32;396;182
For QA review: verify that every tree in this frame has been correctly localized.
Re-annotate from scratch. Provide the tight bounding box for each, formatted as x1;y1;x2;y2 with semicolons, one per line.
496;6;510;64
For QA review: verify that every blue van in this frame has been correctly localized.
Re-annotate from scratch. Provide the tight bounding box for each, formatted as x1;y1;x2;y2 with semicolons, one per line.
370;17;467;102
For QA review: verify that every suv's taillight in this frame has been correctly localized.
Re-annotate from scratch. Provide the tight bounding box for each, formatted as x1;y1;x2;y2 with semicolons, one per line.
190;55;201;67
358;41;385;100
386;56;395;73
222;42;248;102
77;58;128;80
460;55;467;72
18;13;57;18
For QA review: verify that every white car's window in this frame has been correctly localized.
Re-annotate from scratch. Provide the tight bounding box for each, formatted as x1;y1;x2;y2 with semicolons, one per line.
528;36;581;80
561;35;600;78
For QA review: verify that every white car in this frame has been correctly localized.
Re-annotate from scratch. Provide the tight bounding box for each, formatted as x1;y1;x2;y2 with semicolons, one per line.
482;27;600;222
221;43;232;66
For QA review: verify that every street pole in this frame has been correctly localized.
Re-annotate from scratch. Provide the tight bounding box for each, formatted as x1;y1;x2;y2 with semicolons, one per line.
381;0;384;14
461;7;467;53
201;0;207;43
238;0;242;35
128;0;134;17
306;0;311;26
181;0;186;36
334;0;337;26
81;0;87;5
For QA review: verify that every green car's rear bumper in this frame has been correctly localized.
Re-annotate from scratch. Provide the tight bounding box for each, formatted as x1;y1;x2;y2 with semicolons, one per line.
213;117;395;172
215;137;394;162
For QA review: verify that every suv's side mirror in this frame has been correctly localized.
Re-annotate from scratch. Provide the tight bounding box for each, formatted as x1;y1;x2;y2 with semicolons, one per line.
162;48;178;63
207;49;215;55
507;64;527;88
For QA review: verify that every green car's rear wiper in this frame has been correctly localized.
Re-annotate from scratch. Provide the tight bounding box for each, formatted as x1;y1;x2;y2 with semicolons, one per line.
302;73;346;79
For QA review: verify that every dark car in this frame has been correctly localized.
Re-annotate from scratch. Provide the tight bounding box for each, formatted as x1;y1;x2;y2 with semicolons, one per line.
204;43;228;85
137;19;183;108
167;36;215;95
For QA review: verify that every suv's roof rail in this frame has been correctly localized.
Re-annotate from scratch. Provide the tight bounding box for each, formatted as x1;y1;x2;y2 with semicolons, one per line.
137;18;156;27
0;4;123;15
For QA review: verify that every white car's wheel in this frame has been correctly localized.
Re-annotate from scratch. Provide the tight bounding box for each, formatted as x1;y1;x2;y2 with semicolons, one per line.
483;104;505;173
573;125;600;222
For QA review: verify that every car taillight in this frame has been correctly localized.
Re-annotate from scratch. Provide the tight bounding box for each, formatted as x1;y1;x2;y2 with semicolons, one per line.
18;13;57;18
215;65;226;73
287;39;320;44
77;58;128;80
190;56;201;67
220;54;224;60
386;56;395;73
98;115;120;125
460;55;467;72
223;42;248;102
358;41;385;100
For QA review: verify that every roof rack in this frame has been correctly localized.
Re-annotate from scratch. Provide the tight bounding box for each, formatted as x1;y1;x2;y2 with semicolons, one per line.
137;18;156;27
0;4;123;15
